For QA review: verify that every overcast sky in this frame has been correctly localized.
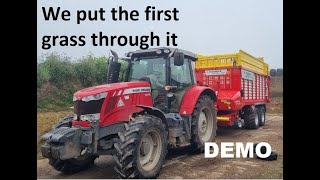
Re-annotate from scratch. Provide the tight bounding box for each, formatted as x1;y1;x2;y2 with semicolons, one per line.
37;0;283;68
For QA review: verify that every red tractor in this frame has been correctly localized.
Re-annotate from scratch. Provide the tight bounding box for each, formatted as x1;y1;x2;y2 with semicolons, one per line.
41;47;218;178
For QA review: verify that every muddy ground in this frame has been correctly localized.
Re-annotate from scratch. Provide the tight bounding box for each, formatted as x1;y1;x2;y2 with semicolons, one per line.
37;114;283;179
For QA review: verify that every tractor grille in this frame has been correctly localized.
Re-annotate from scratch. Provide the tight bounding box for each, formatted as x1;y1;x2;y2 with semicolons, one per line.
74;99;105;117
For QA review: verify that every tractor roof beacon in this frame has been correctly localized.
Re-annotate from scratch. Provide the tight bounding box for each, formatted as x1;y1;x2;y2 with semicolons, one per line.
41;47;218;178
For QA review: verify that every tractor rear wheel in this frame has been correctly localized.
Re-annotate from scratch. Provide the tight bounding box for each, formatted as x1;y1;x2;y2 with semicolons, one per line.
48;115;97;174
190;95;217;152
113;115;168;179
243;107;259;129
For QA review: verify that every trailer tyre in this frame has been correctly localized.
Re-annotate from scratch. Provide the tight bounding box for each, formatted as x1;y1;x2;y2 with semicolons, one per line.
243;108;259;129
233;119;244;129
113;115;168;179
190;95;217;152
258;106;266;126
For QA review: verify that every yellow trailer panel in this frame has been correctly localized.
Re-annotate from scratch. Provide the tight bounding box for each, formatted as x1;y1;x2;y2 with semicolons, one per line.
196;50;269;75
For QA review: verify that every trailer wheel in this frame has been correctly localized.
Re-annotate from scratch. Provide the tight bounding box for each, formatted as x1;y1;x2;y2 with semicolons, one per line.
233;119;244;129
258;106;266;126
48;117;97;174
190;95;217;152
243;107;259;129
113;115;168;178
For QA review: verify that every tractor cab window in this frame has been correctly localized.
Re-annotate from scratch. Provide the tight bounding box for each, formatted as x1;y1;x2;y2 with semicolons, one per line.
118;59;129;82
169;58;193;112
128;60;148;81
170;58;193;88
128;57;166;86
128;57;167;110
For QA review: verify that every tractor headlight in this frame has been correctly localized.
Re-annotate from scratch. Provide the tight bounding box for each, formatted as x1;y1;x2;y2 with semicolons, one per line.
80;113;100;122
81;92;108;102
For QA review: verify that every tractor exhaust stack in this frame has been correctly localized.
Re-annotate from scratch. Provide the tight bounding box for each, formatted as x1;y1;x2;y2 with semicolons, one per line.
107;50;121;84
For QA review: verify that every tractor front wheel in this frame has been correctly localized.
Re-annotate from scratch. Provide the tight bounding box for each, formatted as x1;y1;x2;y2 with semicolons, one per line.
49;155;97;174
113;115;168;179
48;115;97;174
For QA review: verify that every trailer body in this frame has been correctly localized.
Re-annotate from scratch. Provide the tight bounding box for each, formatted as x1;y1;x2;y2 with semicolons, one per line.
195;50;271;127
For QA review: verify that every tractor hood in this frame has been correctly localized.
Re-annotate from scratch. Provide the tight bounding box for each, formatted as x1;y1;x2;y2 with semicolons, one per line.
73;81;151;101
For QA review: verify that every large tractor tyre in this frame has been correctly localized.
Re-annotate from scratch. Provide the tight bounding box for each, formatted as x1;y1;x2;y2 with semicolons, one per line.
49;155;97;174
258;106;266;126
243;107;259;129
113;115;168;179
190;95;217;152
48;115;97;174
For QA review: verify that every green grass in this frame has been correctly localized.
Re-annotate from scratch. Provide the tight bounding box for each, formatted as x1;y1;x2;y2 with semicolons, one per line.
37;84;77;112
37;97;73;112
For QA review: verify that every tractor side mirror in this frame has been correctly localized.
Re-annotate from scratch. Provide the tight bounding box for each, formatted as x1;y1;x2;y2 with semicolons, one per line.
174;52;184;66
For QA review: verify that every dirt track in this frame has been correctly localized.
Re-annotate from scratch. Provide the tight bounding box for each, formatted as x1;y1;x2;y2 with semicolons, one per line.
37;114;283;179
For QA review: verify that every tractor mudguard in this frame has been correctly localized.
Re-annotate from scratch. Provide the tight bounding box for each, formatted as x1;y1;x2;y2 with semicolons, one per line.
179;86;217;115
136;105;168;128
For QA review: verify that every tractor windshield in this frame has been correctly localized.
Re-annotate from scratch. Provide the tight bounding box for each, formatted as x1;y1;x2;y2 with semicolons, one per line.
128;56;166;87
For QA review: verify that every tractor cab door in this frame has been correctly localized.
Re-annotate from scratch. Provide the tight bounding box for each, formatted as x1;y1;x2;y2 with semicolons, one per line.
149;60;167;111
127;57;167;111
169;57;194;113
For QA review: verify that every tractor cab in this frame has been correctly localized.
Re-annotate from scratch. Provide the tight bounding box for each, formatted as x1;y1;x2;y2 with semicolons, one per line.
122;47;198;113
41;47;218;179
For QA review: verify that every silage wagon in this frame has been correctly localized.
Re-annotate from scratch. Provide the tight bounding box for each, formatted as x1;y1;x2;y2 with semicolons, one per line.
195;50;271;129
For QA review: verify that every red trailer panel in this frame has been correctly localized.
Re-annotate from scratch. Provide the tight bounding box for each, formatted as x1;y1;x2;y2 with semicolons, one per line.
195;50;271;127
